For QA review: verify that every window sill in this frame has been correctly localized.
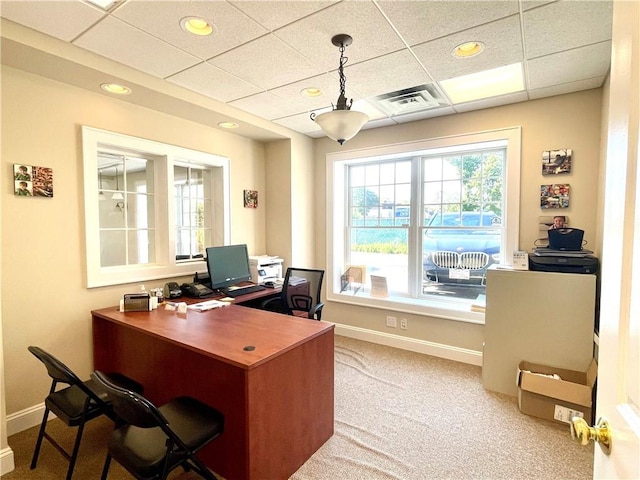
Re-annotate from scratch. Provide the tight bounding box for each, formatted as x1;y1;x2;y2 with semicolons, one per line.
327;290;485;324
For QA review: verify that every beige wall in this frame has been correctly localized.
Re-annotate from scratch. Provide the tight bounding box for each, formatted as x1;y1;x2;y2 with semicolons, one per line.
263;136;316;269
0;66;267;415
314;90;603;352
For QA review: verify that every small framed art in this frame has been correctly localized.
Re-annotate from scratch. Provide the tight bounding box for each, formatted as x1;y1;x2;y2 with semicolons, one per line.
540;183;570;209
542;149;572;175
14;164;54;197
244;189;258;208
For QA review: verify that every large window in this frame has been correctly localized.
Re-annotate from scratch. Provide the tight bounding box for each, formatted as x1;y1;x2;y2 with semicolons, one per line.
83;127;229;288
328;128;520;322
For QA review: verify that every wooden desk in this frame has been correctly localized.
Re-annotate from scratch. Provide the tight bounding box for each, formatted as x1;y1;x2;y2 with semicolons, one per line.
92;300;334;480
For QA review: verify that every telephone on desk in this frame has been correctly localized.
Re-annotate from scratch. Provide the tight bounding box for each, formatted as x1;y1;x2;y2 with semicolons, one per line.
181;282;214;298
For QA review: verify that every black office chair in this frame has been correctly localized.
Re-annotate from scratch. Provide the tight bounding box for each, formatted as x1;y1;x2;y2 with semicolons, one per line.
91;370;224;480
261;267;325;320
28;346;143;480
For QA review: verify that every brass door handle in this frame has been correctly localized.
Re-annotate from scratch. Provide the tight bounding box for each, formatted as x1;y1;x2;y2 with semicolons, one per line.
570;417;612;455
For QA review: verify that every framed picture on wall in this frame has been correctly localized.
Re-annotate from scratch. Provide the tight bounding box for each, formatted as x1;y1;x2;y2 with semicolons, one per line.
244;189;258;208
540;183;570;209
13;164;54;197
542;149;572;175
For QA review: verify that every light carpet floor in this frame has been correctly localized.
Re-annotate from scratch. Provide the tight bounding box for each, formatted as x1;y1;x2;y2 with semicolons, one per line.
5;335;593;479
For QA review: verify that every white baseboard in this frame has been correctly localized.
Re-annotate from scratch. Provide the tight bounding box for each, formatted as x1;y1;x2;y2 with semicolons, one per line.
6;402;47;437
334;324;483;366
0;446;15;476
3;404;52;476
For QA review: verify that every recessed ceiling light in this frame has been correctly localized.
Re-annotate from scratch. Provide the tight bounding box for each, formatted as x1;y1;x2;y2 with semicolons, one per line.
181;16;215;36
100;83;132;95
218;122;239;129
301;87;323;97
452;41;485;58
440;63;524;104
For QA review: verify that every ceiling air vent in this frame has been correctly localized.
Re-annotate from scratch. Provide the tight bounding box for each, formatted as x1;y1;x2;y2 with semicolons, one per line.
372;84;449;116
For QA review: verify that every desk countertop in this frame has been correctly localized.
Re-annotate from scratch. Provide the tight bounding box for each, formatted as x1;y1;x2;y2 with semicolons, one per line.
92;304;333;370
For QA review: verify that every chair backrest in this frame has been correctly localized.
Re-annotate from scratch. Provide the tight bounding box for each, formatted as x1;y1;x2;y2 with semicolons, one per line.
282;267;324;314
458;252;490;270
91;370;168;430
28;346;84;387
432;251;460;269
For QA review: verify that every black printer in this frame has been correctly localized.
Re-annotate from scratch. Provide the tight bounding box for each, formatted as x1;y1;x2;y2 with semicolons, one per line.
529;227;599;274
529;253;599;274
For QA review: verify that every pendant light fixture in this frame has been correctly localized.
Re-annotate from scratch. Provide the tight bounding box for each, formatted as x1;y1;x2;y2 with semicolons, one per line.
112;166;124;200
311;34;368;145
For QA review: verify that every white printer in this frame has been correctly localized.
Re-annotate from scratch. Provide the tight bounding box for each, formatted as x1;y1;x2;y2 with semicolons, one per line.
249;255;283;284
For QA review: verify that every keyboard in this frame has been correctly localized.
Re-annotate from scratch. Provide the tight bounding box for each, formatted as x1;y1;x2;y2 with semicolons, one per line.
225;284;266;297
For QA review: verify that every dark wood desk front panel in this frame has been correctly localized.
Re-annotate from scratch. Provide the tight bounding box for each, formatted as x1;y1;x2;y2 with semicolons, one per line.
92;304;334;480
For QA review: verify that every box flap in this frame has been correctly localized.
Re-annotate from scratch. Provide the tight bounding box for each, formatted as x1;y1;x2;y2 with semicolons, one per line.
518;360;587;384
518;361;593;407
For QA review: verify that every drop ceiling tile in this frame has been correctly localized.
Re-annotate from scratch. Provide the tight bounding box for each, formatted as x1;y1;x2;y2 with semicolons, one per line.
268;73;352;113
229;91;311;120
523;0;613;59
521;0;556;11
351;99;387;121
73;15;200;78
392;106;457;123
376;0;519;46
528;77;604;99
527;42;611;90
412;15;523;81
362;117;397;130
208;34;323;91
0;0;105;41
274;112;322;135
166;62;260;102
228;0;340;31
344;49;432;99
274;1;405;72
452;90;529;112
112;0;268;60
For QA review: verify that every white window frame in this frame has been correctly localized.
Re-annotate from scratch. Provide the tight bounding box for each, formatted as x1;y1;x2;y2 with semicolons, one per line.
82;126;230;288
326;127;521;323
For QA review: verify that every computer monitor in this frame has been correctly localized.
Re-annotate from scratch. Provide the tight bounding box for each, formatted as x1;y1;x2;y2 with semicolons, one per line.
205;244;252;290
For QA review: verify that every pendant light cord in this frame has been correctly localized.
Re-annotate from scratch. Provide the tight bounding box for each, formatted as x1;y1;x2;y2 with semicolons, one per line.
336;42;351;111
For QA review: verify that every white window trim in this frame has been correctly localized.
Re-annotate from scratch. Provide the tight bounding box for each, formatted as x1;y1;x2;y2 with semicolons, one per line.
326;127;521;323
82;126;230;288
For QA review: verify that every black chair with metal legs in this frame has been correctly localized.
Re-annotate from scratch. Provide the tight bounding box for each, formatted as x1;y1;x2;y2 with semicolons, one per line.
28;346;143;480
91;370;224;480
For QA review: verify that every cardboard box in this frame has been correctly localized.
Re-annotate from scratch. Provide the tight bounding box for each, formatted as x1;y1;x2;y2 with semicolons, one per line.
516;359;597;424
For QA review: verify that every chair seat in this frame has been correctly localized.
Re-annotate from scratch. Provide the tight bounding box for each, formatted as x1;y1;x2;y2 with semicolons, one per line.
108;396;224;479
45;381;105;426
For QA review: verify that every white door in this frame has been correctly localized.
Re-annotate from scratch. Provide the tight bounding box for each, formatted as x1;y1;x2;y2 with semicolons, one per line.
594;1;640;478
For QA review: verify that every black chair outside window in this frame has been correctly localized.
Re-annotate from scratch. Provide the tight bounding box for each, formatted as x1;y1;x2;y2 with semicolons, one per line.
91;370;224;480
28;346;143;480
261;267;325;320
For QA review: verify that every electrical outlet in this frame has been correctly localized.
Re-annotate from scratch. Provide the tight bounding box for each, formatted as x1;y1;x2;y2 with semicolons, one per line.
386;316;397;328
400;318;408;330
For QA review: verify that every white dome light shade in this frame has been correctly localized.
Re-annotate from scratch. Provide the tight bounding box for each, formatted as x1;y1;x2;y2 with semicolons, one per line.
313;110;369;145
311;34;368;145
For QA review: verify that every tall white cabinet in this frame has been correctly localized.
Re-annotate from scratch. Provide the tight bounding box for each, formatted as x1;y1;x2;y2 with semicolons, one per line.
482;267;596;396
